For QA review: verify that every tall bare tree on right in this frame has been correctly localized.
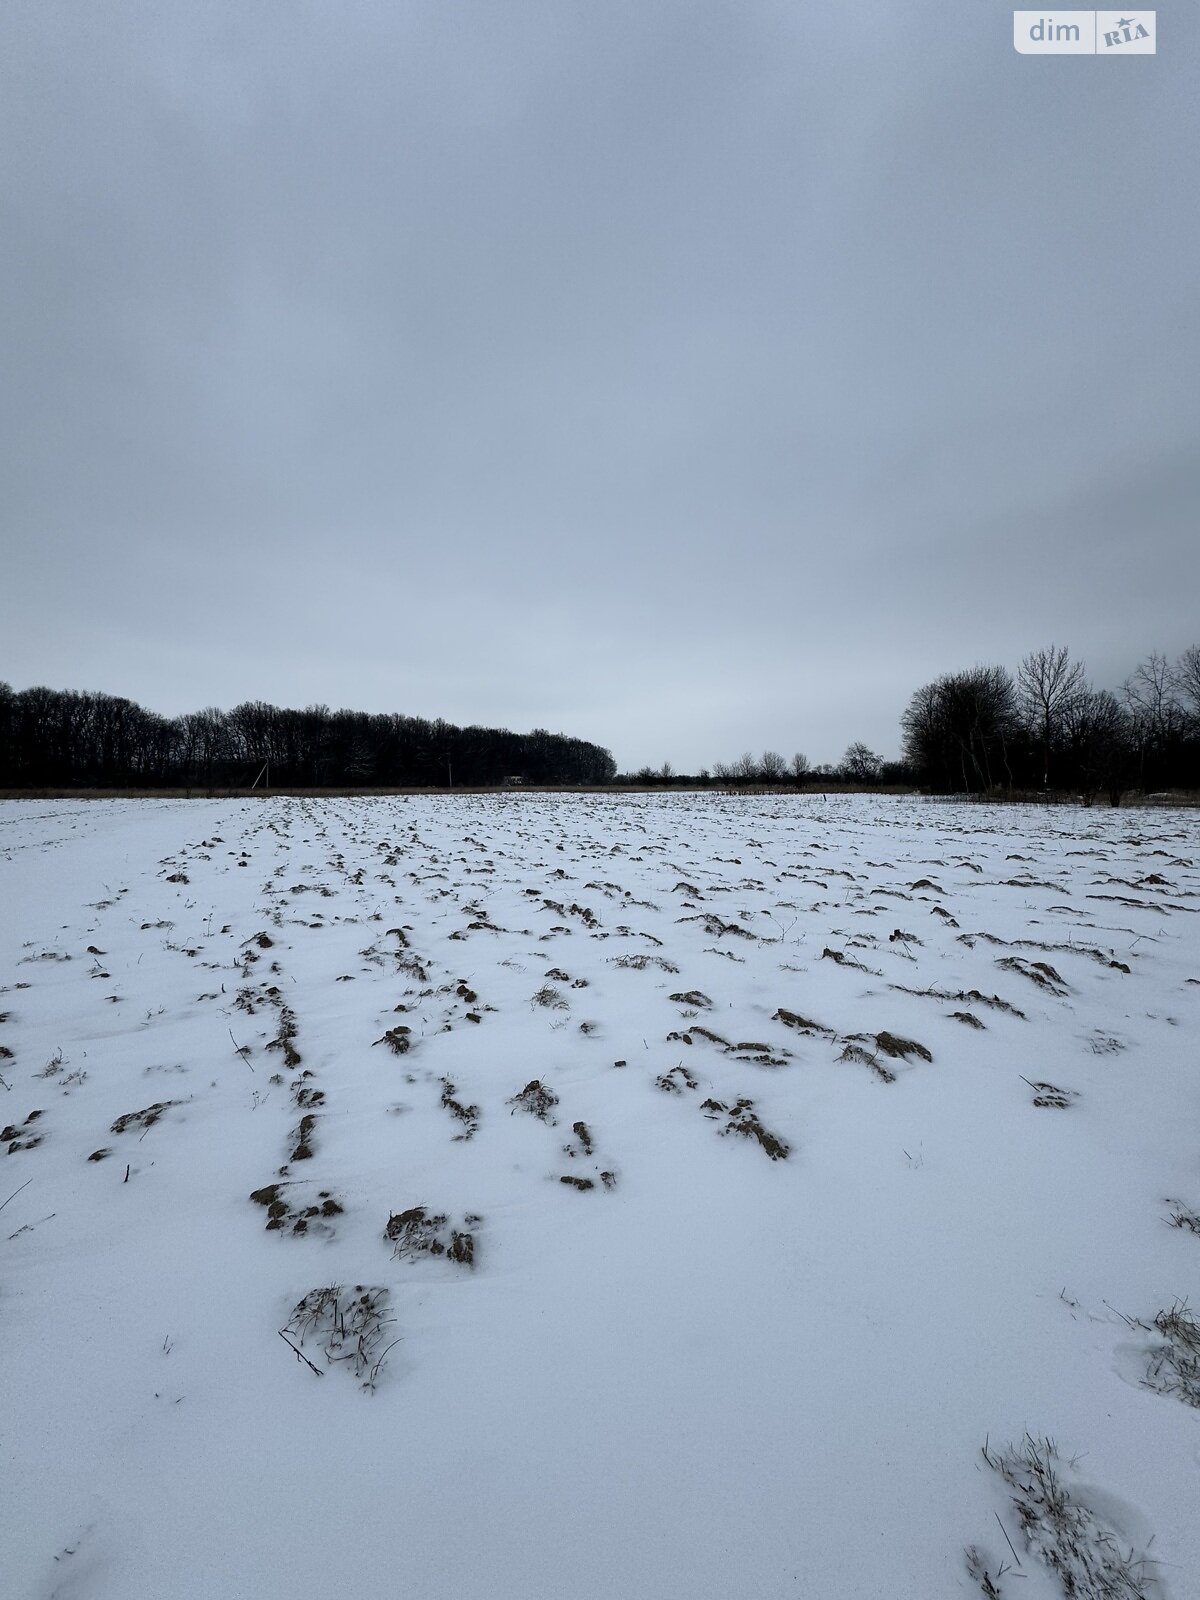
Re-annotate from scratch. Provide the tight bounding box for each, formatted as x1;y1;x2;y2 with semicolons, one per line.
1173;645;1200;734
1123;650;1186;787
1018;645;1085;789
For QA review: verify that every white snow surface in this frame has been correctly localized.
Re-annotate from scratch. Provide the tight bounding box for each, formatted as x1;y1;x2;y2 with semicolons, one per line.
2;792;1198;1600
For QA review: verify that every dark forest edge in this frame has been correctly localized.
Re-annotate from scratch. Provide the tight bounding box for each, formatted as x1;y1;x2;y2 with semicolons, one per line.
0;686;616;790
2;644;1199;804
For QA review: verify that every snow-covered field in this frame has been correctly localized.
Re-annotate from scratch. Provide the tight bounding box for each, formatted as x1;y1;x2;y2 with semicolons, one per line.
2;792;1198;1600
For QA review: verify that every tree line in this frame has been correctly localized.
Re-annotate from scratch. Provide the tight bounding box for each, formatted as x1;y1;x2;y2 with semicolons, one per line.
621;645;1200;802
899;645;1200;802
617;746;910;788
0;684;617;790
5;646;1197;800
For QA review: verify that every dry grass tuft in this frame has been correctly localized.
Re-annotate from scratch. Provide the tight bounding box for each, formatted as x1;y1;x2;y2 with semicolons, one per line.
281;1284;396;1389
610;954;681;974
1144;1301;1200;1408
1020;1076;1077;1109
508;1078;559;1122
982;1434;1161;1598
838;1043;896;1084
530;985;569;1011
963;1545;1007;1598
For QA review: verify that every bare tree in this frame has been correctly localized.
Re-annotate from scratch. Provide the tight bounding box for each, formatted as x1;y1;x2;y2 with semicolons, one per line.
903;667;1017;792
1176;645;1200;732
1124;651;1182;740
1124;651;1184;786
759;750;788;782
790;751;811;782
948;666;1017;792
1018;645;1085;788
900;681;942;782
841;742;882;783
1064;689;1132;806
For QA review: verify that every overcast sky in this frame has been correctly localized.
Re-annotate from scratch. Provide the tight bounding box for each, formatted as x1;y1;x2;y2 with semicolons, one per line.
2;2;1197;770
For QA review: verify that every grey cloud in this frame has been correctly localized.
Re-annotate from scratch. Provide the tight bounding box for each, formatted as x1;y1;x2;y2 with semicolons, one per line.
2;0;1196;768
